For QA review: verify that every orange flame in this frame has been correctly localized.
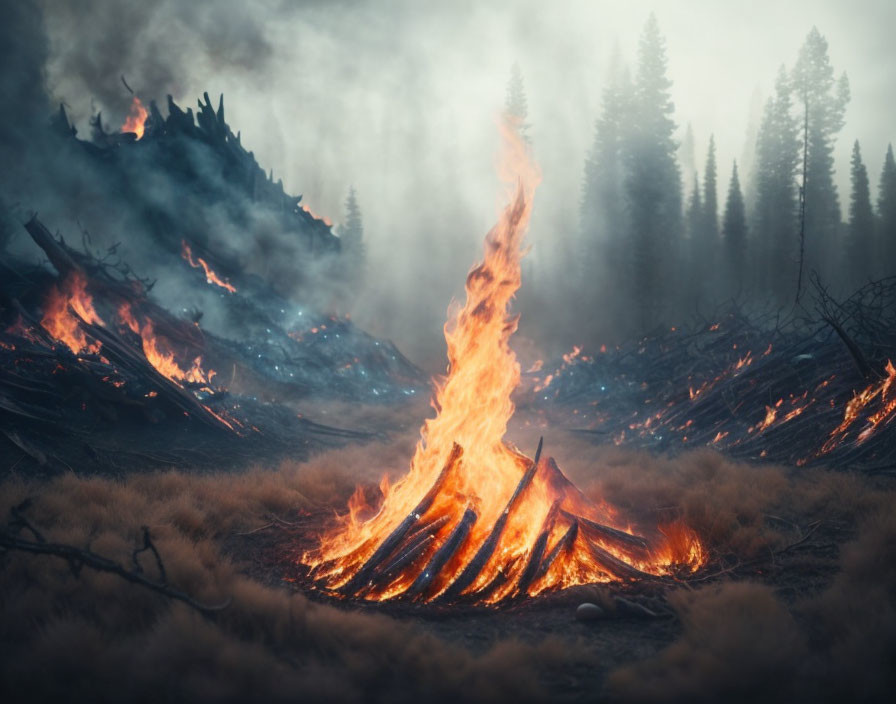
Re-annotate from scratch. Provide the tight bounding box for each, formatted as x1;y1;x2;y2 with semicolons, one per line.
121;96;148;140
40;272;104;355
302;118;705;603
118;303;214;386
181;241;237;293
820;361;896;453
301;204;332;227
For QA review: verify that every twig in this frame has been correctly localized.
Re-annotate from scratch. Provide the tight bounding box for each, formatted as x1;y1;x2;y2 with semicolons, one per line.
132;525;167;583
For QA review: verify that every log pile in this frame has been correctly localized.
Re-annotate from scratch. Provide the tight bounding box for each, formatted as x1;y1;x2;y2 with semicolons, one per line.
304;438;702;605
529;280;896;470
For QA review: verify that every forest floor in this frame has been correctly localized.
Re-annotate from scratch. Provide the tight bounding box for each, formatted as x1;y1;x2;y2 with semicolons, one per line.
2;400;895;702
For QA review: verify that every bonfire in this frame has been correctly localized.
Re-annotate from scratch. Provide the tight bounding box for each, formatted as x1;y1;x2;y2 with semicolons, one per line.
303;119;706;604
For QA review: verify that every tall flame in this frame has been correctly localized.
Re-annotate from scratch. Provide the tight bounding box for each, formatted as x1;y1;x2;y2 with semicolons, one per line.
121;96;148;140
303;118;704;604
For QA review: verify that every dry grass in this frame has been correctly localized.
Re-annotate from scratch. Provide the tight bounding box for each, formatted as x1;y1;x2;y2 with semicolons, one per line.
1;439;894;702
0;455;567;703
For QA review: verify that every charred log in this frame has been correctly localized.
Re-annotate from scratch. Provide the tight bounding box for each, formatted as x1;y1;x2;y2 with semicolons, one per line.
407;506;477;600
340;444;463;595
438;437;543;601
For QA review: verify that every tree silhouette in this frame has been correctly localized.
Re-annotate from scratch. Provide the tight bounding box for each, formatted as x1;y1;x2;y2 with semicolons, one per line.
625;13;682;328
722;161;748;297
846;141;874;286
505;63;531;143
751;67;800;303
877;144;896;278
792;27;850;290
338;186;366;288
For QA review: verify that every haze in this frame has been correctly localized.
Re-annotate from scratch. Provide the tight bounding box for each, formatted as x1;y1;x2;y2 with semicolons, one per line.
40;0;896;368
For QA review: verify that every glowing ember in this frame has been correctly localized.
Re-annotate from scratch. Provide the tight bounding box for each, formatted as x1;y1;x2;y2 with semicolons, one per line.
302;118;706;604
181;241;237;293
40;272;104;355
118;303;215;386
121;96;148;140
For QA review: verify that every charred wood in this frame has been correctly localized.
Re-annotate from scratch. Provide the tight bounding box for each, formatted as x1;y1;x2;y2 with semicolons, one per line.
438;438;543;601
407;506;477;600
340;444;463;595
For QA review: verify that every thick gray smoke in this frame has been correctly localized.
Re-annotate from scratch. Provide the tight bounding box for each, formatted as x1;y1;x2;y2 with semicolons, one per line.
5;0;896;368
40;0;276;118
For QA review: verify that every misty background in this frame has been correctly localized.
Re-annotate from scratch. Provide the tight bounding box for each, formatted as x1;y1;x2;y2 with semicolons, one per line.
19;0;896;369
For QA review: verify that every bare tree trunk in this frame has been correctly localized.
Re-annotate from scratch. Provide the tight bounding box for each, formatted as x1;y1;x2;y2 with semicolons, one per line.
796;97;809;303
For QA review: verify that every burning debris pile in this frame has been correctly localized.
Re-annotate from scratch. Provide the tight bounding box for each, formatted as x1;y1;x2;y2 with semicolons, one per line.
301;122;705;605
530;277;896;470
73;91;341;293
1;216;391;474
1;92;426;474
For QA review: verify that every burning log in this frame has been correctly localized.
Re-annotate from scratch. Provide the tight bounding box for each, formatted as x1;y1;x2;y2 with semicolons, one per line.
562;511;650;551
584;540;655;582
338;443;463;596
2;215;389;476
75;317;232;432
405;506;477;600
515;499;561;596
368;517;451;590
438;437;543;601
531;518;578;587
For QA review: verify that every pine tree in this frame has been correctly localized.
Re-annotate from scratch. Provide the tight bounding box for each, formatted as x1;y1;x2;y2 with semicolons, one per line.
505;63;530;142
722;161;748;296
742;86;764;208
791;27;850;289
685;173;704;305
752;67;800;303
686;173;703;243
339;186;366;287
679;123;697;201
702;136;719;242
694;136;720;300
846;141;874;286
875;145;896;278
579;54;633;329
625;13;683;328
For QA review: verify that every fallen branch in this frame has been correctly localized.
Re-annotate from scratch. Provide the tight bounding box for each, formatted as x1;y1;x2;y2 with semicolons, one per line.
1;500;230;615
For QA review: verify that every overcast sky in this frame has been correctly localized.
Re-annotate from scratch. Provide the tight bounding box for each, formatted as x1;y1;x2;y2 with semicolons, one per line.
40;0;896;365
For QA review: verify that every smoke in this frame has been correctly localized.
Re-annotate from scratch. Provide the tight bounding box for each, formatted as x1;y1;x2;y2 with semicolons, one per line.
39;0;278;122
0;1;49;140
0;1;351;343
4;0;896;367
